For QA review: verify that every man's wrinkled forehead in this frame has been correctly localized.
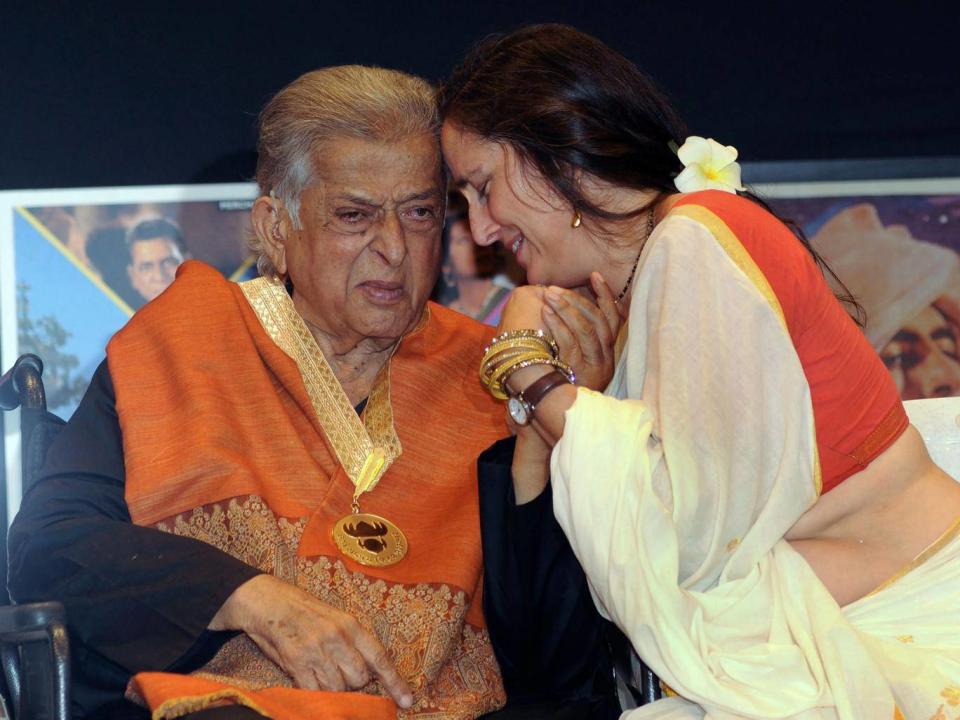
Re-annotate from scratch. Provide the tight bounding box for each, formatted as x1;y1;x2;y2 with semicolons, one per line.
307;134;444;206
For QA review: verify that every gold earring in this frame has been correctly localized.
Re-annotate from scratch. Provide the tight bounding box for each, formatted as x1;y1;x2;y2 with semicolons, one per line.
571;210;582;228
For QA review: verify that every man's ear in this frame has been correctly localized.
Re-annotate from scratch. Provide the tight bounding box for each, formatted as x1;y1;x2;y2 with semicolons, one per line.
251;195;289;276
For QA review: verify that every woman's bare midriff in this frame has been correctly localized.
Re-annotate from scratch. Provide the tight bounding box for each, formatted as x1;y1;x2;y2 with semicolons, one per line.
785;424;960;607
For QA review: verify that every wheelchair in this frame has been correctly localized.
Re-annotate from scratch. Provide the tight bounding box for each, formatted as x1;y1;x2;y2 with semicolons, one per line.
0;354;70;720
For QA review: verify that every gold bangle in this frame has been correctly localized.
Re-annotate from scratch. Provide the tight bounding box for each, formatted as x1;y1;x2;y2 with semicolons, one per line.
487;351;551;388
486;329;558;357
495;357;575;399
480;347;545;382
480;338;557;372
481;342;544;370
483;350;553;397
481;337;554;365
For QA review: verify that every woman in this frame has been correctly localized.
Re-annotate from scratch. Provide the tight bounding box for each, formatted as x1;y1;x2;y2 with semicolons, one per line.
440;24;960;720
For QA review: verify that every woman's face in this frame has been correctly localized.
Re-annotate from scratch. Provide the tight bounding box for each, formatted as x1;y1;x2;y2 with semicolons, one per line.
441;122;598;288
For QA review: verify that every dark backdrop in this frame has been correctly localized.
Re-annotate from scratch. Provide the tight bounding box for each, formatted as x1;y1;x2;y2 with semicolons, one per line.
2;1;958;191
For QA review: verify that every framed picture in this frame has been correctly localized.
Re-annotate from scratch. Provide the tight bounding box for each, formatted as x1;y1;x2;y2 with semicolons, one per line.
0;183;258;521
750;161;960;405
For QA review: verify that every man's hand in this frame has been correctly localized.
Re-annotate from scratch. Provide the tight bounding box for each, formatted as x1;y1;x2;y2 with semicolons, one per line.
210;574;414;708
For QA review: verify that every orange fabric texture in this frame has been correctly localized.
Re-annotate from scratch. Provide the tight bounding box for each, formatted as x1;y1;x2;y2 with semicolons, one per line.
674;191;908;493
132;672;395;720
107;261;507;718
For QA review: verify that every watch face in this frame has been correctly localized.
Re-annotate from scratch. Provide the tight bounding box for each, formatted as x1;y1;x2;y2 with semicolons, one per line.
507;396;530;425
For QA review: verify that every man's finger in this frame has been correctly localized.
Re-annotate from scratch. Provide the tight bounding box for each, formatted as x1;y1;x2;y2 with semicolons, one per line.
313;656;347;692
288;662;320;691
353;627;414;709
333;646;372;689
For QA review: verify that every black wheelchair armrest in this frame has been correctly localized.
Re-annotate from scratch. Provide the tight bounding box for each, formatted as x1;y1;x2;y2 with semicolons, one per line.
0;601;70;720
0;354;45;412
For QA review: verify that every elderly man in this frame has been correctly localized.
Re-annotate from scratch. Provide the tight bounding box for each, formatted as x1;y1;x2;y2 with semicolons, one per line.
8;66;508;719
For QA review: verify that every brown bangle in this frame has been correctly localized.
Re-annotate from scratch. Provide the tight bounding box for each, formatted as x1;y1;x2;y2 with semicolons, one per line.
518;370;572;415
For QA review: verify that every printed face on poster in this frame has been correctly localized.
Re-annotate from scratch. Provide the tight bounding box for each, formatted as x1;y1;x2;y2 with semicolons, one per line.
0;183;258;517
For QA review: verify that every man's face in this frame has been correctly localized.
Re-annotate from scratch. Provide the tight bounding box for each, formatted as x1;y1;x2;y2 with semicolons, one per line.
283;134;444;349
127;236;185;302
880;303;960;399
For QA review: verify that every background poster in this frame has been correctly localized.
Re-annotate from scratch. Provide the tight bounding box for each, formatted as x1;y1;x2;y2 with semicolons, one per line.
1;183;257;521
759;178;960;403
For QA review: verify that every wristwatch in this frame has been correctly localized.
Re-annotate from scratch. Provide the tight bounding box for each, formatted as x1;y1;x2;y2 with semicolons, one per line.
507;370;572;426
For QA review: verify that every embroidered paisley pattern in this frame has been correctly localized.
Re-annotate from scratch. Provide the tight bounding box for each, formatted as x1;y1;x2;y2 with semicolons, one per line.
156;494;505;719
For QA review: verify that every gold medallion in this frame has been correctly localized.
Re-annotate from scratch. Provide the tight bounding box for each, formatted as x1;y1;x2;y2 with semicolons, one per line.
332;512;408;567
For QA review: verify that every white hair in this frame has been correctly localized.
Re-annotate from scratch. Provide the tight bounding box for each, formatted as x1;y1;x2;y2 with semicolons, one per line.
252;65;440;277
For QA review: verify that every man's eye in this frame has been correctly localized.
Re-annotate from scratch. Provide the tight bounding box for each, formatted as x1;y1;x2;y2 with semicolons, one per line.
409;207;435;219
934;336;959;360
892;351;923;371
882;350;920;371
337;210;367;223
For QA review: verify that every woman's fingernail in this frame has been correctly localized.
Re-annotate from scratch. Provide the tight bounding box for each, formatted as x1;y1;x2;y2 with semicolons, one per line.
400;695;413;708
545;291;561;304
543;305;556;315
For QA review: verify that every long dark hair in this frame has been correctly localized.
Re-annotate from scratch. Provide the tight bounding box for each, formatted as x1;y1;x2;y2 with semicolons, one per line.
439;23;864;324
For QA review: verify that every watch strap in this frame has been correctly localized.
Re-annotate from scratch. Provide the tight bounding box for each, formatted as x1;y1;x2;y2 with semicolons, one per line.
519;370;572;415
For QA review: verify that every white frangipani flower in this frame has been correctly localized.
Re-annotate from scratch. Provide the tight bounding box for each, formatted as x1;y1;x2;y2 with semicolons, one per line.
673;136;745;194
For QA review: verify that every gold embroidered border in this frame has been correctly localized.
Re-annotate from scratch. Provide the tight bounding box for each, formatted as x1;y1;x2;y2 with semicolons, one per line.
238;277;401;488
670;204;823;497
849;403;909;467
151;689;271;720
864;514;960;599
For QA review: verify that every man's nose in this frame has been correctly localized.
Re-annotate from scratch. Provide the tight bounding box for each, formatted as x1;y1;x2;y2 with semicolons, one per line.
919;348;960;398
373;211;408;266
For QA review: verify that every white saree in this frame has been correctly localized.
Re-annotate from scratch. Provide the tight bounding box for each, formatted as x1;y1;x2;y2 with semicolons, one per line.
549;209;960;719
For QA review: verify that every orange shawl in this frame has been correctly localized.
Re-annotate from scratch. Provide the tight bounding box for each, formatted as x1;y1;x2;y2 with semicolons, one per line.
107;261;507;719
